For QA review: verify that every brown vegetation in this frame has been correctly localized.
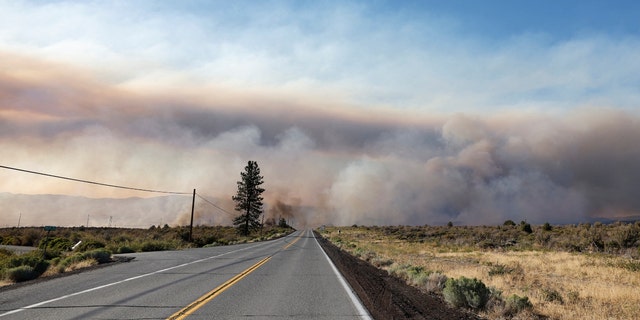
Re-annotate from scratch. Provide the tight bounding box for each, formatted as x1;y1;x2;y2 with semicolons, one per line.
0;225;294;285
320;223;640;320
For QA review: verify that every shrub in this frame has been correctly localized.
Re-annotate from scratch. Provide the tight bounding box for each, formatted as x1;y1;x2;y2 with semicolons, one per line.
40;237;73;252
542;222;552;231
117;246;135;254
612;225;639;248
20;229;40;246
424;272;448;292
503;220;516;226
1;236;19;245
406;267;430;287
0;248;14;259
140;240;177;252
5;265;39;282
488;263;510;276
1;253;50;282
77;239;106;251
541;287;563;304
443;276;491;310
521;222;533;234
58;249;111;271
504;294;533;315
81;249;111;263
370;256;394;268
3;253;50;274
615;260;640;272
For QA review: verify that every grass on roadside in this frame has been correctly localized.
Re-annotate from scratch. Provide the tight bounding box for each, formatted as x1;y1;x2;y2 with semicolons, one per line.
0;224;295;285
321;225;640;320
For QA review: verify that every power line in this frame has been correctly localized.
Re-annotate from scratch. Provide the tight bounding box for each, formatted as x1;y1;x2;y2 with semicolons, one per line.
0;164;191;195
196;193;235;216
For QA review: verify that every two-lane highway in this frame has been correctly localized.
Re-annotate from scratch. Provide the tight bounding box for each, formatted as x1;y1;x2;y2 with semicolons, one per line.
0;229;370;319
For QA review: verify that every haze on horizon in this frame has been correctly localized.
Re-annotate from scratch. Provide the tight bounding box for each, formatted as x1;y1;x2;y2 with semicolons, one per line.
2;1;640;228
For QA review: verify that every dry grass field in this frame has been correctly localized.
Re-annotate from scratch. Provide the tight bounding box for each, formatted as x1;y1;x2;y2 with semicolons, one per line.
320;224;640;320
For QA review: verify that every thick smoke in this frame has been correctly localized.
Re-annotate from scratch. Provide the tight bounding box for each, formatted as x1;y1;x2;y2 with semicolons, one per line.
2;55;640;227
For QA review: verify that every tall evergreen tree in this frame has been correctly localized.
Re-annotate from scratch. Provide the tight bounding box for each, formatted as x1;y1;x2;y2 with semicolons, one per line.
232;161;265;236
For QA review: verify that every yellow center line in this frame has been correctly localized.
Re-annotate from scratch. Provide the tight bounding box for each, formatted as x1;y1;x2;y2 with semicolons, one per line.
167;232;304;320
282;231;304;250
167;256;271;320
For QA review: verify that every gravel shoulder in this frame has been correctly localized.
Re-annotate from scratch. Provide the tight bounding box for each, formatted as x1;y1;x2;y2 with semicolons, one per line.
315;231;481;320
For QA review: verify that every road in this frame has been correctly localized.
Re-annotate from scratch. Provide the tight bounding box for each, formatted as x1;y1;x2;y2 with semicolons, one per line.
0;245;37;254
0;229;371;319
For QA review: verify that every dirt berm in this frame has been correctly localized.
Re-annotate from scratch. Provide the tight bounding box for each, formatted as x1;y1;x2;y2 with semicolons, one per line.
315;231;481;320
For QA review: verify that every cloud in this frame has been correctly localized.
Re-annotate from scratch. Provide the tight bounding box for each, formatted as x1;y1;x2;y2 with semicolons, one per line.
3;1;639;114
2;2;640;227
3;56;640;228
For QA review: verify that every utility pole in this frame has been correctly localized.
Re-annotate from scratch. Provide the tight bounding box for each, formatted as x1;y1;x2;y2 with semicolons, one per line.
86;214;90;227
189;189;195;242
17;212;21;228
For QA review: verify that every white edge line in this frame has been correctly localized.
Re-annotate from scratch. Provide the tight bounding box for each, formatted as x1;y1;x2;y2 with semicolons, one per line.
0;240;278;318
312;230;373;320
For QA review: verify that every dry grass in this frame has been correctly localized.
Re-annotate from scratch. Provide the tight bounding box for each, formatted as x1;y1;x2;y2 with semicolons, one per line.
62;258;98;272
322;226;640;320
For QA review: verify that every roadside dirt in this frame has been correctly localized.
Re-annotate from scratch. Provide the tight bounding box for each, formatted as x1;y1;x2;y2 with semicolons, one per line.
316;232;481;320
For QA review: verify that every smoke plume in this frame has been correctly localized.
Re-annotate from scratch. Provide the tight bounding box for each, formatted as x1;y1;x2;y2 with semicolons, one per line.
2;54;640;227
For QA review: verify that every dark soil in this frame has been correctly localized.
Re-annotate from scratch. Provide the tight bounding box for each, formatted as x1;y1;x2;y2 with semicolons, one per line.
316;231;481;320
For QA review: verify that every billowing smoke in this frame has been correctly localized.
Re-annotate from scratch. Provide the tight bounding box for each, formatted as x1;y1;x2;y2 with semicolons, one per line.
2;55;640;227
266;199;307;227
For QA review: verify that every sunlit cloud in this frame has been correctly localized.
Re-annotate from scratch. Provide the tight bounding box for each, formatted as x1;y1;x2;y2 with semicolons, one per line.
2;1;638;113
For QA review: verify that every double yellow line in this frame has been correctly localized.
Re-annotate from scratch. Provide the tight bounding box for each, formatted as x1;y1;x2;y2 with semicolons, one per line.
168;232;304;320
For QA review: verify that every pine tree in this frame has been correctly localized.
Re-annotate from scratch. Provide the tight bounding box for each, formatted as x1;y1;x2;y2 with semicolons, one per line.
232;161;265;236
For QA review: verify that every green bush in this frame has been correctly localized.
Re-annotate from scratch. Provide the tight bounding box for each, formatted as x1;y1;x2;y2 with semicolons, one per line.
3;253;50;274
5;265;39;282
521;222;533;234
1;236;19;245
504;294;533;315
503;220;516;227
77;239;106;251
443;276;491;310
1;252;50;282
81;249;111;263
0;248;14;259
140;241;175;252
117;246;135;254
59;249;111;269
40;237;73;252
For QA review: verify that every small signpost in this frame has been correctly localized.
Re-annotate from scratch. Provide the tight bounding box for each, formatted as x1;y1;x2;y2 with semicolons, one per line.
42;226;57;258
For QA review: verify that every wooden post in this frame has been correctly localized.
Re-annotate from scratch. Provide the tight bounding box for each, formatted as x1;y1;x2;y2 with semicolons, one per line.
189;189;195;242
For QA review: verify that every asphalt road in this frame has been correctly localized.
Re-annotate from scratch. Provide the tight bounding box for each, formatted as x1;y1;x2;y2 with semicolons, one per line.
0;229;370;320
0;245;37;254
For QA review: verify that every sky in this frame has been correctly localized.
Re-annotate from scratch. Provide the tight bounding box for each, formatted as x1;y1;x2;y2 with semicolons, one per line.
1;0;640;227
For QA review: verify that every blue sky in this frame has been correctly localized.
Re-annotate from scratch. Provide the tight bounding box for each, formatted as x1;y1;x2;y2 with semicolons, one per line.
405;1;640;40
1;0;638;114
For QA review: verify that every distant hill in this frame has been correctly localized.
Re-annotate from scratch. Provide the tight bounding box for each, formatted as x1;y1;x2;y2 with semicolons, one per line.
587;215;640;224
0;193;233;228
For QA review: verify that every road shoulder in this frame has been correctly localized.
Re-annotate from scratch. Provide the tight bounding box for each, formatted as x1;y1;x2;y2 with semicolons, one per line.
315;231;481;320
